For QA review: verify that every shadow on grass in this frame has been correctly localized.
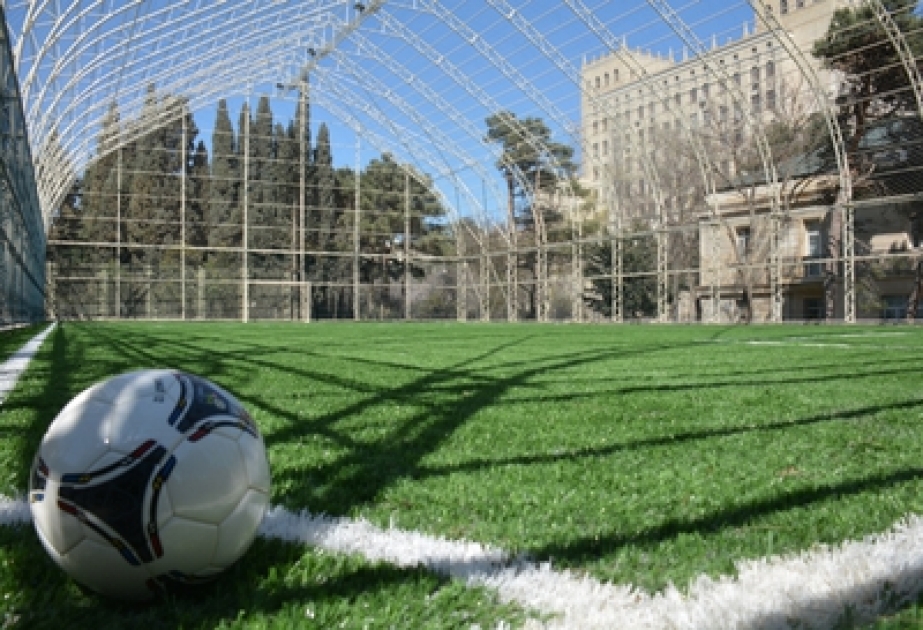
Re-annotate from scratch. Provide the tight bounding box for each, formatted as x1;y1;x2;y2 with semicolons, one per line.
530;464;923;566
1;525;505;630
69;323;923;519
1;324;526;629
11;322;923;629
415;396;923;479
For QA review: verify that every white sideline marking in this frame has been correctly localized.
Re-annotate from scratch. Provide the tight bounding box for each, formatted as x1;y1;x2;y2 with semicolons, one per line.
745;340;852;348
0;323;56;405
5;324;923;628
259;507;923;630
705;339;853;349
4;497;923;629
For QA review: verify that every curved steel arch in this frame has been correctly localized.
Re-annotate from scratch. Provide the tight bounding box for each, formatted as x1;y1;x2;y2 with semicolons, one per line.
6;0;909;324
10;0;371;218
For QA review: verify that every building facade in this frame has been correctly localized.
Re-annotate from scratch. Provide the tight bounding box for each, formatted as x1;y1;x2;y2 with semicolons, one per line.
580;0;923;322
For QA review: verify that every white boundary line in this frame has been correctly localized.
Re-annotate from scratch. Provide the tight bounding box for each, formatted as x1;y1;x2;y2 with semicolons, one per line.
2;496;923;629
260;507;923;629
0;323;56;405
4;324;923;628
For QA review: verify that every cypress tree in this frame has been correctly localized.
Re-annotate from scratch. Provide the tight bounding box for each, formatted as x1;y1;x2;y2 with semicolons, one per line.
208;99;241;251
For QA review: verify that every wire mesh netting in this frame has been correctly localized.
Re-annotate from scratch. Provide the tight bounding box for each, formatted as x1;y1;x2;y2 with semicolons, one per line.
2;1;923;323
0;7;44;326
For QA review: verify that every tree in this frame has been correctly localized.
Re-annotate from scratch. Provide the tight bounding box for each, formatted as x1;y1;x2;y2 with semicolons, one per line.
79;101;122;267
813;0;923;319
248;96;277;255
205;99;241;317
188;140;210;253
118;88;197;317
313;123;336;258
357;154;447;316
310;123;339;316
582;228;657;319
813;0;923;162
484;111;576;320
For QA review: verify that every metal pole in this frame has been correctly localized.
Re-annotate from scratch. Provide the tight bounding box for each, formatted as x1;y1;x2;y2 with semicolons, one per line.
404;169;411;320
353;137;361;321
242;98;250;323
299;81;307;323
116;146;121;318
181;113;187;320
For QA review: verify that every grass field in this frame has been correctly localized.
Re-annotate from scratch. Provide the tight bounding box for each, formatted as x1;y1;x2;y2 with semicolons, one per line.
1;321;923;629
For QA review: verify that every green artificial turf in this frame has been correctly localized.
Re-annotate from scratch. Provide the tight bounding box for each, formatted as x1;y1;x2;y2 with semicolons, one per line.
1;321;922;628
0;324;46;361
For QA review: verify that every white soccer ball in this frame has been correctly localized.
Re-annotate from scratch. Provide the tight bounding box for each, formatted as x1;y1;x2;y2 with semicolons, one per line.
28;369;271;602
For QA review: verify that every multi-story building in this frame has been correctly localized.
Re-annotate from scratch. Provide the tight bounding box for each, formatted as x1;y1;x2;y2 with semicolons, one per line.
580;0;923;322
580;0;846;210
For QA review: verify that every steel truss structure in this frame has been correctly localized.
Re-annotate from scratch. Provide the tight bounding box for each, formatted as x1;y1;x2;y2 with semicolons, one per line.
3;0;923;323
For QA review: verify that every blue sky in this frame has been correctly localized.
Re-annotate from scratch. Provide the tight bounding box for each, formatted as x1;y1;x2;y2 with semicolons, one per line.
7;0;760;220
182;0;757;220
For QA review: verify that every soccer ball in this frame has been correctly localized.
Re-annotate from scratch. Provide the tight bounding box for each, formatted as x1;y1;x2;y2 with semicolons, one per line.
28;369;271;601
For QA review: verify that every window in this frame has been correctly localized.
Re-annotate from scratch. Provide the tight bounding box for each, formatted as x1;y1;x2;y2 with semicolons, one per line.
614;69;619;82
766;60;775;78
593;143;599;157
689;87;698;104
736;226;751;259
675;93;682;106
881;296;921;320
702;82;710;100
638;105;644;119
780;0;789;13
604;73;610;87
602;140;608;156
593;121;598;134
733;72;741;86
751;93;761;114
595;76;601;89
805;222;822;277
751;66;760;85
766;89;777;111
796;0;805;7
